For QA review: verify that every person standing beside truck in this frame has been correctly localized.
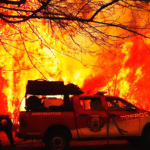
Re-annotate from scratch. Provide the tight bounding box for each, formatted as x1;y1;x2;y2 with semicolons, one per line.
0;115;16;148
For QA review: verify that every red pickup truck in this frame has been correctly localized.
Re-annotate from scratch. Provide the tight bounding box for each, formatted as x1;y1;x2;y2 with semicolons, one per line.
16;80;150;150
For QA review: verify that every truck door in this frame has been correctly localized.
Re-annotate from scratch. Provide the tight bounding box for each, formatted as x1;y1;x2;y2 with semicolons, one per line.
74;96;109;138
105;97;140;137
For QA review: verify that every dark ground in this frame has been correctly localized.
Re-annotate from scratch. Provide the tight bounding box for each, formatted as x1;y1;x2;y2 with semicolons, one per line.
0;131;149;150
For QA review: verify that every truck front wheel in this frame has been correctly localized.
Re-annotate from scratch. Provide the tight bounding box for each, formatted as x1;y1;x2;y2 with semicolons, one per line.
141;127;150;147
127;138;140;146
45;130;70;150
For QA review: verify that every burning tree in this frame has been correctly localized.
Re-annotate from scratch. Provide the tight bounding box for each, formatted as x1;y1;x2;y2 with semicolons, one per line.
0;0;150;120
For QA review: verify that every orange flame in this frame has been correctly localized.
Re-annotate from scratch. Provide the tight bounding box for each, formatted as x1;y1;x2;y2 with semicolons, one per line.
0;2;150;124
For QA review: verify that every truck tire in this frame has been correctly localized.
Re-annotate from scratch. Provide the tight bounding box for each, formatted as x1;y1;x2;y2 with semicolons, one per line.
45;130;70;150
127;138;141;146
141;127;150;148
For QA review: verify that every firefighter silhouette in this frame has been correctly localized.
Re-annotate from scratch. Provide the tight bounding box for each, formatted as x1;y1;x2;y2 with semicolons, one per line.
87;115;104;132
0;115;15;148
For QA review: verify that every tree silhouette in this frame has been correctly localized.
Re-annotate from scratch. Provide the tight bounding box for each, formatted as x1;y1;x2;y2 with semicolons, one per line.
0;0;149;43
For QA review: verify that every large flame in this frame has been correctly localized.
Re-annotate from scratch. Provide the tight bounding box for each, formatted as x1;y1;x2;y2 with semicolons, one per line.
0;1;150;124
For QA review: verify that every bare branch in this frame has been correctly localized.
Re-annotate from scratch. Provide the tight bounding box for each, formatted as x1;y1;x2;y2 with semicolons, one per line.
0;0;26;6
90;0;120;21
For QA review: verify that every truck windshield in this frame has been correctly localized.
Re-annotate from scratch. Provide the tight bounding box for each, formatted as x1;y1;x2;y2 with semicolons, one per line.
106;97;135;111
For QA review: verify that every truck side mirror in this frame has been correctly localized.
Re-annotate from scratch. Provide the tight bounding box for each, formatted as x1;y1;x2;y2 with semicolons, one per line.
126;106;136;111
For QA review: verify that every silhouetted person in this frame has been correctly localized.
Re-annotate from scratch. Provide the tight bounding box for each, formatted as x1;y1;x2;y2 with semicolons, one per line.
26;96;47;112
0;115;15;148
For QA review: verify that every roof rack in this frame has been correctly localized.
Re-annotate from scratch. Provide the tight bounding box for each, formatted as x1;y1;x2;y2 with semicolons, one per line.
26;80;84;95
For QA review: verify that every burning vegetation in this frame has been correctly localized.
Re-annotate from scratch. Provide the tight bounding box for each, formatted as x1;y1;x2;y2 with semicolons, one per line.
0;0;150;123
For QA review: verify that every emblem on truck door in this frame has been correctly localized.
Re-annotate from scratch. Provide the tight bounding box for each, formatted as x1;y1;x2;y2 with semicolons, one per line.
87;115;104;132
